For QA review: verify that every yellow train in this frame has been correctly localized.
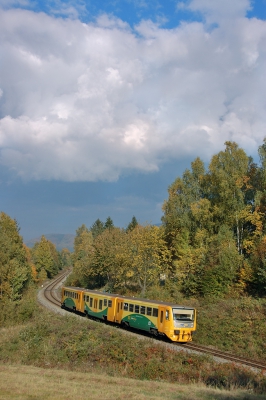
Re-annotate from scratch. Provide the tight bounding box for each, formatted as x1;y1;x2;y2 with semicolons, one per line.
61;286;196;342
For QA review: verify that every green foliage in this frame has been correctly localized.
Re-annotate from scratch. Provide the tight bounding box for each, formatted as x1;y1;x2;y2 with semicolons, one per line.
31;235;61;279
104;216;114;230
0;285;37;326
162;140;266;298
126;215;138;232
90;219;105;239
0;212;31;301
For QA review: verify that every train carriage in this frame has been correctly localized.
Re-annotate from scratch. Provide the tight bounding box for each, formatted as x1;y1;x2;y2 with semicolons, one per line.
61;286;196;343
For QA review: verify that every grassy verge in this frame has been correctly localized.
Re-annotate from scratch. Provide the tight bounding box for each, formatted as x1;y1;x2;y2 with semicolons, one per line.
195;297;266;361
1;306;266;396
0;363;265;400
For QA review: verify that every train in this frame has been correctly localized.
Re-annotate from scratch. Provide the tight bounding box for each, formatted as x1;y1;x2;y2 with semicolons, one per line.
61;285;196;342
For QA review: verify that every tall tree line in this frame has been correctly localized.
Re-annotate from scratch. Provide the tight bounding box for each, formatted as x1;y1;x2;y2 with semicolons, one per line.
70;140;266;299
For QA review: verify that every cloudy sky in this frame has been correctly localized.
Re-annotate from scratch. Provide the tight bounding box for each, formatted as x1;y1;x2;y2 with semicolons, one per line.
1;0;266;240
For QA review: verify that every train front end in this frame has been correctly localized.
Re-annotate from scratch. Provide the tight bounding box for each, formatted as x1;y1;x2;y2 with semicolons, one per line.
171;307;196;342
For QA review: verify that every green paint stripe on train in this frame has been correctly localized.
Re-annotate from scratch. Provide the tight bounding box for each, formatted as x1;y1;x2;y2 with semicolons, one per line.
122;314;156;331
64;298;76;308
84;304;108;319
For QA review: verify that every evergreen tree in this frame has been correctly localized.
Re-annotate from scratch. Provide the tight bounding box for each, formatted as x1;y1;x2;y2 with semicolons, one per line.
104;216;114;230
90;219;105;239
126;216;138;232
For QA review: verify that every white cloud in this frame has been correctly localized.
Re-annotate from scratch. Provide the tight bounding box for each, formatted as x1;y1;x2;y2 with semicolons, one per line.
0;4;266;182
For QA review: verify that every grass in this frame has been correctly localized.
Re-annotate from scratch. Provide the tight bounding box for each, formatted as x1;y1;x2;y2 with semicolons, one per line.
1;287;266;399
0;363;265;400
1;306;266;397
195;297;266;361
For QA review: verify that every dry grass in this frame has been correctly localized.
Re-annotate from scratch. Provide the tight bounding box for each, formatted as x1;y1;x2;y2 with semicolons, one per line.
0;363;265;400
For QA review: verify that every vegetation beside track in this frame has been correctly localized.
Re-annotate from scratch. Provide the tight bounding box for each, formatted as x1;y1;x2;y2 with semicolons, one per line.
1;299;266;398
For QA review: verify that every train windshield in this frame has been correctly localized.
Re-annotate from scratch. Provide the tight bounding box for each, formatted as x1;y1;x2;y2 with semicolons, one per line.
172;309;194;321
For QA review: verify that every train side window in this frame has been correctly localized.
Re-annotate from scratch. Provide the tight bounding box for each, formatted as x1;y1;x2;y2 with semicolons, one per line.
124;303;128;311
129;304;134;312
108;300;112;308
99;300;103;310
160;311;164;323
135;305;139;313
147;307;152;316
90;298;93;307
140;306;146;315
153;308;158;317
104;299;107;307
87;295;90;302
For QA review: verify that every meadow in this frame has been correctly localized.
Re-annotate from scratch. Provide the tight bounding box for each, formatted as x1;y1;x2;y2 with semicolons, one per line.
1;291;266;399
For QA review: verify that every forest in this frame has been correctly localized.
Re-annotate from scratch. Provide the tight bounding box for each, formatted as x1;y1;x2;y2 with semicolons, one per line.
1;140;266;307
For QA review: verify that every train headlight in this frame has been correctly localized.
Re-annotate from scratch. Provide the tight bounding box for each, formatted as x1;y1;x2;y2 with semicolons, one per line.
174;330;180;335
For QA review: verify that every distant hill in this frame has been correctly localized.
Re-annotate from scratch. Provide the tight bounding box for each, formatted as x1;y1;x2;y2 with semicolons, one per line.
25;234;75;252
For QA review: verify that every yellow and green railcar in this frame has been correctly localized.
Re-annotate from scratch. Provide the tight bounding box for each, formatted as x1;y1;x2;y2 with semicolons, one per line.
61;286;196;343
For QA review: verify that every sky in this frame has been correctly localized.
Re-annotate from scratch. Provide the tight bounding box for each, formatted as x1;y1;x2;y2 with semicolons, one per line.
0;0;266;241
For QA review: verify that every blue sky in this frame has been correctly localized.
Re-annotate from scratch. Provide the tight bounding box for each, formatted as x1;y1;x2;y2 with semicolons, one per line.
0;0;266;241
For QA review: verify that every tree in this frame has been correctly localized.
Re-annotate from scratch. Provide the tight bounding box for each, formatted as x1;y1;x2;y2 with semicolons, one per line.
71;229;94;287
0;212;31;301
90;219;105;239
207;141;250;253
126;216;138;232
128;225;171;296
104;216;114;230
31;236;60;279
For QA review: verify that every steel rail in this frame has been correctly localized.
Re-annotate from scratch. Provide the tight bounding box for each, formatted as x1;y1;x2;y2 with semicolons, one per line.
180;342;266;370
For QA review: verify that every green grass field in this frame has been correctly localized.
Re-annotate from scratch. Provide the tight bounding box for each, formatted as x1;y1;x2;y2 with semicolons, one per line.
1;290;266;399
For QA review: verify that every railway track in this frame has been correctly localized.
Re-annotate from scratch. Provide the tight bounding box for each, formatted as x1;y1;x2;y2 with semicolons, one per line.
43;269;70;307
180;343;266;371
41;272;266;372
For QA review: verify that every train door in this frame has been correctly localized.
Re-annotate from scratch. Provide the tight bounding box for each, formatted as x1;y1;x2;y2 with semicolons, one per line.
158;306;165;333
115;299;124;323
158;306;171;336
78;291;83;312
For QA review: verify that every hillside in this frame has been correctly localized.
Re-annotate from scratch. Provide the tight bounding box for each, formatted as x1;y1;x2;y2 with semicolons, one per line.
25;233;75;252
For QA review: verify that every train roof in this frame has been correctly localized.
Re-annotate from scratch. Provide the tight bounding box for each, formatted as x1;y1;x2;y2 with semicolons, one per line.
62;285;195;309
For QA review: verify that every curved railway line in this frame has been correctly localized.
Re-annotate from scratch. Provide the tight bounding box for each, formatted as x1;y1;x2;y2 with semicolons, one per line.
41;271;266;372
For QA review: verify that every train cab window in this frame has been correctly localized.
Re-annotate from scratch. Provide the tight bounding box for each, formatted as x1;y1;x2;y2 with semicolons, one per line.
129;304;134;312
152;308;158;317
160;311;164;323
104;299;107;307
135;305;139;313
90;298;93;307
108;300;112;308
124;303;128;311
147;307;152;316
166;310;169;320
99;300;103;310
140;306;146;315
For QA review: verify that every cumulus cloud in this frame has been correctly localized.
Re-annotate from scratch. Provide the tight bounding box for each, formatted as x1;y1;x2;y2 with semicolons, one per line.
0;2;266;181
